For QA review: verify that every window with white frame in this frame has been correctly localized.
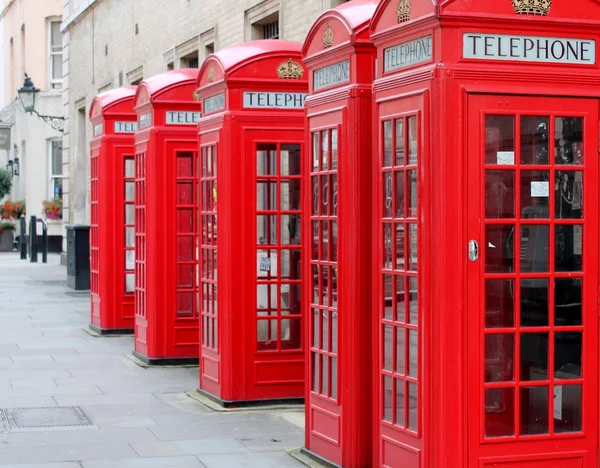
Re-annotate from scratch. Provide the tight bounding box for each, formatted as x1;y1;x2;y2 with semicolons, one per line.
49;20;63;89
50;140;63;198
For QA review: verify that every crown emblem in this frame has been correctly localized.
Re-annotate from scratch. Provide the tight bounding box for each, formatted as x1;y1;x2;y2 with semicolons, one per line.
192;89;201;102
207;67;215;82
276;59;304;80
137;87;149;105
323;24;334;49
397;0;411;23
511;0;551;15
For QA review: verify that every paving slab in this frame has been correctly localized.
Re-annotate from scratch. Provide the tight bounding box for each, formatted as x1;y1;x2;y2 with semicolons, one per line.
198;452;302;468
0;464;82;468
82;457;207;468
0;427;158;447
0;253;305;467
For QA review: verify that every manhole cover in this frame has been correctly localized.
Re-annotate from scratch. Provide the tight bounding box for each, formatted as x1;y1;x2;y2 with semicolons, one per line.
1;407;93;429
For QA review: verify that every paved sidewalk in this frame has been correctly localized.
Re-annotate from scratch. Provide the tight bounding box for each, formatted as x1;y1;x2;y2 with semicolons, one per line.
0;253;305;467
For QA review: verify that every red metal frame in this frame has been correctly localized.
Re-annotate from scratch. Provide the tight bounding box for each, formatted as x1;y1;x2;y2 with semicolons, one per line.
466;95;598;465
301;2;378;466
195;40;308;405
369;0;600;467
133;70;201;365
89;86;138;335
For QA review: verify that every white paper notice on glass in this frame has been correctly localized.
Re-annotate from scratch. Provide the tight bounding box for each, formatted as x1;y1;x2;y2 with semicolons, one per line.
553;385;563;420
531;181;549;198
497;151;515;165
574;225;583;255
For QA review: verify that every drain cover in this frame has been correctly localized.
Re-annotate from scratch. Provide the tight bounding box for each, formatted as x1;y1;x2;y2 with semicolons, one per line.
1;407;93;429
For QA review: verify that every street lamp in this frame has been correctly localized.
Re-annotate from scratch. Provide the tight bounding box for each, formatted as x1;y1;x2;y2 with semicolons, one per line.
17;74;65;133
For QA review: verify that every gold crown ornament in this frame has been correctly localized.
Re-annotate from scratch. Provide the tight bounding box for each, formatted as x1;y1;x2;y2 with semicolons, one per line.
397;0;411;23
207;67;215;83
511;0;551;15
276;59;304;80
323;24;334;49
192;89;201;102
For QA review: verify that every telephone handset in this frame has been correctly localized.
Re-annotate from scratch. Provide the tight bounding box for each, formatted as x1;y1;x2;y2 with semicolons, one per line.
287;214;300;242
504;205;549;276
286;190;302;243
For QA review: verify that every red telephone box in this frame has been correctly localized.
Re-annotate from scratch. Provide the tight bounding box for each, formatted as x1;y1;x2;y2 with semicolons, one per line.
301;2;377;466
133;69;201;365
370;0;600;467
195;40;308;405
89;86;138;335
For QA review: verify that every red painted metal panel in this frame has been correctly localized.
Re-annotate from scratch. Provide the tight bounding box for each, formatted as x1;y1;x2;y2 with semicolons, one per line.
195;40;308;405
375;92;427;468
89;86;137;334
302;1;378;466
369;0;600;467
465;94;599;468
132;71;201;364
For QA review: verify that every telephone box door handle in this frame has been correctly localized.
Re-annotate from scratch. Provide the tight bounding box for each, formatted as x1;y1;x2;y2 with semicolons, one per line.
468;240;479;262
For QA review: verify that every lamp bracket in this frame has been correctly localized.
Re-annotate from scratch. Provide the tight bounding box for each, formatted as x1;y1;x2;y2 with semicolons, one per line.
31;109;65;133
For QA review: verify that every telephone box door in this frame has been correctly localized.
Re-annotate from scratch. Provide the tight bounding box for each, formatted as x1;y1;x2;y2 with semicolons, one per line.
251;132;304;399
306;111;342;461
466;94;599;467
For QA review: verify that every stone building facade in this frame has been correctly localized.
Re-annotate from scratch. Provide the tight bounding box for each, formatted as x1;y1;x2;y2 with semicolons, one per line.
0;0;64;251
62;0;350;237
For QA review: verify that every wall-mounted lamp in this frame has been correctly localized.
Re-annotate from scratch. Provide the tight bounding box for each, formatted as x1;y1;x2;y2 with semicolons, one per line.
10;144;20;177
5;159;14;177
17;74;65;133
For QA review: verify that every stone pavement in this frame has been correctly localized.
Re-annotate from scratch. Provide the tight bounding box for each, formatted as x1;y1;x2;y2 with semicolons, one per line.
0;253;306;468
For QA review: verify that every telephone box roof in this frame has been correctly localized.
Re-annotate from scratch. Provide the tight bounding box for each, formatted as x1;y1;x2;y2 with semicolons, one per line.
90;86;136;119
203;39;302;76
371;0;600;37
303;0;378;57
135;69;199;105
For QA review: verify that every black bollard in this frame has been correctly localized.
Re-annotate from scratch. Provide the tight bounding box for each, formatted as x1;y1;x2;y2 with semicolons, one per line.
29;215;38;263
40;220;48;264
19;215;27;260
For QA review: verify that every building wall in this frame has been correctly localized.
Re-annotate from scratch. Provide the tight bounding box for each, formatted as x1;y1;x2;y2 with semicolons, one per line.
2;0;62;104
62;0;349;228
0;0;63;239
10;93;63;235
0;7;5;110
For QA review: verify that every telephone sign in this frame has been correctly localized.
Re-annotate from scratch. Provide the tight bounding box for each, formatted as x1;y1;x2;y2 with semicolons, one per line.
165;111;201;125
243;91;307;109
463;33;596;64
114;121;137;133
313;60;350;90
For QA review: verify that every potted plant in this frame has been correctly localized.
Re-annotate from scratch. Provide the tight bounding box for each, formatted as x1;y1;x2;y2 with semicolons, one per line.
42;198;62;220
0;221;15;252
0;169;11;199
0;200;26;220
